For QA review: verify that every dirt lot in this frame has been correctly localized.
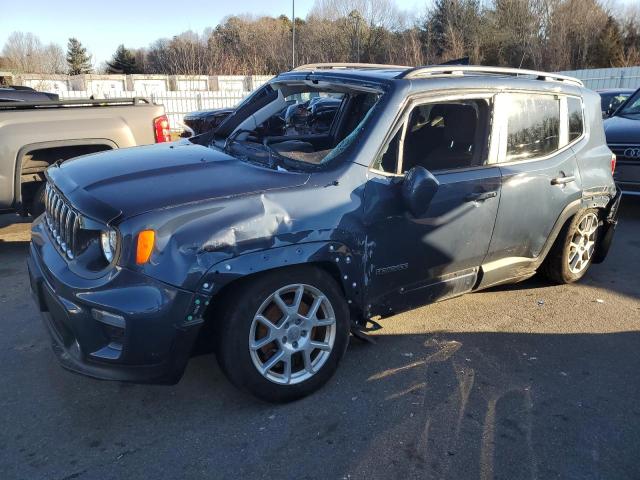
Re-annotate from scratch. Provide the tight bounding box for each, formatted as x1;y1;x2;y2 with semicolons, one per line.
0;199;639;480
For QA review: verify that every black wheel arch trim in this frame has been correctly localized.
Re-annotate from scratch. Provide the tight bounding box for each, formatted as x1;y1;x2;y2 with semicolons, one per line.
197;241;364;311
13;138;118;207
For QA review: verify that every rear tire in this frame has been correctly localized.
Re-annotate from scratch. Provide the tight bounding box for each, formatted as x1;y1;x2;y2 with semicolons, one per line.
215;266;350;403
541;209;600;284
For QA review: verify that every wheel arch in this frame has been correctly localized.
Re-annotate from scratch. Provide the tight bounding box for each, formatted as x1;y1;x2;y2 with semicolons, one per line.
191;242;363;354
201;242;363;307
15;139;117;211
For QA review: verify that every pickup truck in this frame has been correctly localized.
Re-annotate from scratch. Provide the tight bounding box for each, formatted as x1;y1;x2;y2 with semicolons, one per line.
0;97;169;217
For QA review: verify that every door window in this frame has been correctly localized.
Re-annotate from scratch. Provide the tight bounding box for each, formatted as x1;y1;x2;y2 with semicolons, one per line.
503;94;560;161
400;100;491;173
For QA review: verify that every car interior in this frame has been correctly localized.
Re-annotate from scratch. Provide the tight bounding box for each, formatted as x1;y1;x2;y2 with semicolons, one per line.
225;83;381;166
376;99;490;174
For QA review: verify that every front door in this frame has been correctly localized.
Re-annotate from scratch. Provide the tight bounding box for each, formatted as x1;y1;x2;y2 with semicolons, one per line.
363;95;500;317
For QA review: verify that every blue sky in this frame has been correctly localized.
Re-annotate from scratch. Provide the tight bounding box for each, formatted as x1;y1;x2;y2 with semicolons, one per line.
0;0;634;66
0;0;423;66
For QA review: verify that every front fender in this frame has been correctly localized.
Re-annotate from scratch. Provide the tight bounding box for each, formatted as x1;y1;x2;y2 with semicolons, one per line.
194;241;364;311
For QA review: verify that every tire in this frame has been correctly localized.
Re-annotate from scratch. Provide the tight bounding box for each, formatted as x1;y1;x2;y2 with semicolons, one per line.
541;209;600;284
30;183;47;218
215;266;350;403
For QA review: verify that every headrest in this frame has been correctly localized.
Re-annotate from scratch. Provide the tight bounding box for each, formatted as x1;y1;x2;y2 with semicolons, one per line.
443;104;477;144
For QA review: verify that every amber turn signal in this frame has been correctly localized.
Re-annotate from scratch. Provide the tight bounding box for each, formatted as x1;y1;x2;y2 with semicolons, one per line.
136;230;155;264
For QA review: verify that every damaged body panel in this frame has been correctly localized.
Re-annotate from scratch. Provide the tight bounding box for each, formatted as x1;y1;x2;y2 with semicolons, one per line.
28;64;619;401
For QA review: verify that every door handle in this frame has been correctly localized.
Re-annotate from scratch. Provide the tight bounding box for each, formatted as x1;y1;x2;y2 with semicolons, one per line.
465;190;498;202
551;175;576;186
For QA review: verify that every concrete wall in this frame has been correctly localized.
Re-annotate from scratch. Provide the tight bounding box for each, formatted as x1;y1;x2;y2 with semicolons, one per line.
12;73;274;97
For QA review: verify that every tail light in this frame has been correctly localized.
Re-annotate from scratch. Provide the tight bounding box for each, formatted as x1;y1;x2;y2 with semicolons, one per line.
153;115;171;143
611;153;617;175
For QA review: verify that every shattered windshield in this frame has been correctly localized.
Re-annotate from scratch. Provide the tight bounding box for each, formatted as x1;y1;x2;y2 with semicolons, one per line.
222;82;381;170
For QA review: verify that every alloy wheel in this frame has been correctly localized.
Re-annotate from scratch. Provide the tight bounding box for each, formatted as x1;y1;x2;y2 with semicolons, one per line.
568;212;599;274
249;284;337;385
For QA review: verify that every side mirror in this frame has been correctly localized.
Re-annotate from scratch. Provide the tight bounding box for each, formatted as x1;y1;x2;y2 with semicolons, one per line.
401;166;439;217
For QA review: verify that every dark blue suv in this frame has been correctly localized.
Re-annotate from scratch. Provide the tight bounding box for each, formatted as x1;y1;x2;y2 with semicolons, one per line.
28;64;620;402
604;87;640;195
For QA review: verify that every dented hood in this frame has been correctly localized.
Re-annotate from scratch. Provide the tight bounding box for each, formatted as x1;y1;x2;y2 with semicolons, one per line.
47;140;310;222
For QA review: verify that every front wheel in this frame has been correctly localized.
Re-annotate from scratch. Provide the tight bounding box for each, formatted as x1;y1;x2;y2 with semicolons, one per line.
215;266;350;402
541;209;600;284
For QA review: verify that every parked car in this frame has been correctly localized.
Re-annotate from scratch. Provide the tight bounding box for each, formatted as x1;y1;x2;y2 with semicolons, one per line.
597;88;634;118
0;85;59;102
28;64;620;402
604;87;640;195
181;107;234;137
181;96;341;138
0;97;169;217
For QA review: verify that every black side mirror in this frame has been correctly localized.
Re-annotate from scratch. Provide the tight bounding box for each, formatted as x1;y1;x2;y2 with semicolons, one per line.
401;166;439;217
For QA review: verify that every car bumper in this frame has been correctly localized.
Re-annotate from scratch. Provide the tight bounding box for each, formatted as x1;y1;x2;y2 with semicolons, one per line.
592;188;622;264
616;182;640;196
614;160;640;195
28;218;205;384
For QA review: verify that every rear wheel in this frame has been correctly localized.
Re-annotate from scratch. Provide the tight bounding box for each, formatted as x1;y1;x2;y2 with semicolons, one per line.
215;266;350;402
541;209;600;284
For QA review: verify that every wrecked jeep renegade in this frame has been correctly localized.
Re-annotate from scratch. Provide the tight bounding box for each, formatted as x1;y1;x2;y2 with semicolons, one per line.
28;64;620;402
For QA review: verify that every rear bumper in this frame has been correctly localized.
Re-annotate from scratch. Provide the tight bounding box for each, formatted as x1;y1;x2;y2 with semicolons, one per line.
28;218;205;384
592;188;622;264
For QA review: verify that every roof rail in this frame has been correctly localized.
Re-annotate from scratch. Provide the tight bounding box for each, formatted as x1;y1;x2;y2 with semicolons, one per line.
398;65;583;87
292;63;410;72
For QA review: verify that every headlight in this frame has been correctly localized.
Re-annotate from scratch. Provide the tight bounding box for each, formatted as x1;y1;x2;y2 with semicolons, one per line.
100;228;118;262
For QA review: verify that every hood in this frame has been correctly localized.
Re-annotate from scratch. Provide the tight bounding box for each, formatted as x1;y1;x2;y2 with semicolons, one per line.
604;115;640;144
47;140;310;222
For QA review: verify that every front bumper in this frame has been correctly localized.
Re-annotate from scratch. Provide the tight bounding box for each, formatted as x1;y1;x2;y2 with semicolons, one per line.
28;217;204;384
613;159;640;195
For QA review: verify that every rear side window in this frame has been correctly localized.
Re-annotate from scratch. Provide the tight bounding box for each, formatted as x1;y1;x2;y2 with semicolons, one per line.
567;97;584;142
505;94;560;161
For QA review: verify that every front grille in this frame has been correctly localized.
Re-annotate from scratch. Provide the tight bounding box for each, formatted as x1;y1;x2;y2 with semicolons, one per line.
44;183;81;259
609;144;640;162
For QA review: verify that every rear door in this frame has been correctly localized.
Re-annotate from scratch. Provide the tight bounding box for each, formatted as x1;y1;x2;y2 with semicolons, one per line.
480;92;583;287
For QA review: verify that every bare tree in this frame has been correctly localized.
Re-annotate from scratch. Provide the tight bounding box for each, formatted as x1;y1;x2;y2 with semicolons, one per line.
1;32;67;74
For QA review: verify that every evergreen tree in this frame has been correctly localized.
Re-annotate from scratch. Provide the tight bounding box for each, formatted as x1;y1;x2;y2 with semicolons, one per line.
66;38;92;75
592;16;624;67
106;45;139;74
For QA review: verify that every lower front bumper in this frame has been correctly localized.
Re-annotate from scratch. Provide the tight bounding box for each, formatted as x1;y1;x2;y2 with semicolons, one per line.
28;239;204;385
617;182;640;196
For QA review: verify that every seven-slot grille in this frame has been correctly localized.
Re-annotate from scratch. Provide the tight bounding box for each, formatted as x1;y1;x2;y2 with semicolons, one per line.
44;183;81;259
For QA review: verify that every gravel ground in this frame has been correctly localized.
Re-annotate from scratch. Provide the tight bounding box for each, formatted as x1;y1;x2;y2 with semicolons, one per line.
0;198;639;480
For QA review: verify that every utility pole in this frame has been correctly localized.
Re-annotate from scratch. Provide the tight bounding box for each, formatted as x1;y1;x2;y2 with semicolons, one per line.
292;0;296;69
